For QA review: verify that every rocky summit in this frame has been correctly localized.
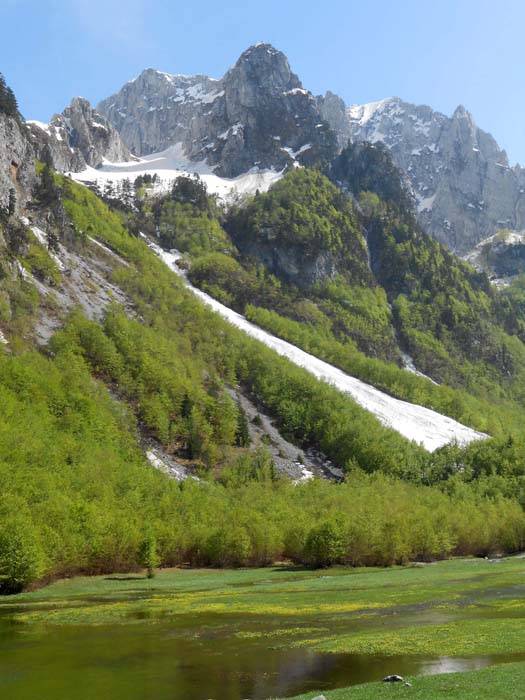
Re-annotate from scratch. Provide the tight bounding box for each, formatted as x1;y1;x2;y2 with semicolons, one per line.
319;94;525;255
97;43;337;178
27;97;130;173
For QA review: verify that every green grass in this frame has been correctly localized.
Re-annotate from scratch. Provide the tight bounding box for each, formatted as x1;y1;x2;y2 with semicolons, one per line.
279;662;525;700
299;618;525;657
3;558;525;631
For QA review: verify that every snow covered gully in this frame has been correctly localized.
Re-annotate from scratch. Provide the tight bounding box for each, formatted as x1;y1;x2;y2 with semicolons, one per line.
149;241;487;453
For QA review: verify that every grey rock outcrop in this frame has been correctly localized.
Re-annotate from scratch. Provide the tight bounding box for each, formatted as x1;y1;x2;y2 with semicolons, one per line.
235;235;340;289
317;90;352;147
27;97;130;172
97;43;337;178
464;229;525;279
0;113;36;212
319;94;525;255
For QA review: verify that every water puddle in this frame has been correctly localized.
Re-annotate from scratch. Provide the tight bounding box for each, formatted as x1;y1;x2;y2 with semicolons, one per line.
0;612;524;700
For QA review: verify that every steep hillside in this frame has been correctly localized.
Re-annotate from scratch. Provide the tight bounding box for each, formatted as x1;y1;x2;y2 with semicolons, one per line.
180;151;525;432
0;75;35;213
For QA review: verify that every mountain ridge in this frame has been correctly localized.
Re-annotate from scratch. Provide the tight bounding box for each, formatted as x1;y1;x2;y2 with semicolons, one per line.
319;92;525;254
20;44;525;259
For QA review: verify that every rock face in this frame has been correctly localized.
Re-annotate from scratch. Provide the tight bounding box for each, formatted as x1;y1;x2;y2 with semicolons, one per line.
464;229;525;278
319;94;525;255
0;113;36;212
97;44;337;178
27;97;130;172
317;90;352;147
236;236;341;289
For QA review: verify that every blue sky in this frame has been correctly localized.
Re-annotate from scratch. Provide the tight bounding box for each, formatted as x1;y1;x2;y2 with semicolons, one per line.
2;0;524;164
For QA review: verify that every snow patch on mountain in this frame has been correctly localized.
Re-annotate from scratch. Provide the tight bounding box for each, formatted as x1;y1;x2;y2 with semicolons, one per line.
146;239;487;452
347;98;398;125
71;142;284;202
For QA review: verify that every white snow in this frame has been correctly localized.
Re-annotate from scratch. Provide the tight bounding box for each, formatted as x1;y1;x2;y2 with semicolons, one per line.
147;240;487;452
28;120;65;142
282;143;312;160
347;98;397;125
71;142;284;203
0;330;8;346
29;225;47;246
464;228;525;277
293;465;315;484
505;231;525;245
219;123;243;139
27;120;51;135
285;88;309;96
184;84;223;104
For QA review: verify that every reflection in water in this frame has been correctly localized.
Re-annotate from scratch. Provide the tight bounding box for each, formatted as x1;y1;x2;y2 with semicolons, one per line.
421;656;490;676
0;613;524;700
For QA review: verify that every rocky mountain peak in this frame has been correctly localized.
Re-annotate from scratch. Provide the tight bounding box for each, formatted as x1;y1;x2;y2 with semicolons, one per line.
28;97;130;173
320;92;525;254
452;104;470;119
96;44;338;178
226;43;301;96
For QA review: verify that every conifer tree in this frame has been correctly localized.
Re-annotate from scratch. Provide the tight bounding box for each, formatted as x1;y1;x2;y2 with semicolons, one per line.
235;401;250;447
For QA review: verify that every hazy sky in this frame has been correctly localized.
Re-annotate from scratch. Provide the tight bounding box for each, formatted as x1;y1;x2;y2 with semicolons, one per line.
2;0;524;163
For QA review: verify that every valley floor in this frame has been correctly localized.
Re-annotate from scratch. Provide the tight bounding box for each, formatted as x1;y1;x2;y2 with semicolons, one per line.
1;558;524;699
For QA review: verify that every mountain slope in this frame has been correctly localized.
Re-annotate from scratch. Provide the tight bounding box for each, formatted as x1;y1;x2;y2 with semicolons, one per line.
152;242;486;451
22;44;525;259
2;72;525;593
0;79;35;212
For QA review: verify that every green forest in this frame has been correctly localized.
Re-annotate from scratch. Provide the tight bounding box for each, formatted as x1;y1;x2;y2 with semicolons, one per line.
1;160;525;594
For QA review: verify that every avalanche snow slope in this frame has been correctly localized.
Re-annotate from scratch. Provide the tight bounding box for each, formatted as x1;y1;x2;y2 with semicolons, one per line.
148;241;487;452
72;143;283;202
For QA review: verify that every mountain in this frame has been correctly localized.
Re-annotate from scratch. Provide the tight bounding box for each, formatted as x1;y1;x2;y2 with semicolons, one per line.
319;94;525;255
20;44;525;262
27;97;130;172
2;70;525;592
97;43;337;178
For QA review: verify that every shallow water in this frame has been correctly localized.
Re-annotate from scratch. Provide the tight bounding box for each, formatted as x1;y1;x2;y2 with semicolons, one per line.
0;608;523;700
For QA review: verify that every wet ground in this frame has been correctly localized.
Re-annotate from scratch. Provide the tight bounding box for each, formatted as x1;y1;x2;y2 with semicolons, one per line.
1;590;524;700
